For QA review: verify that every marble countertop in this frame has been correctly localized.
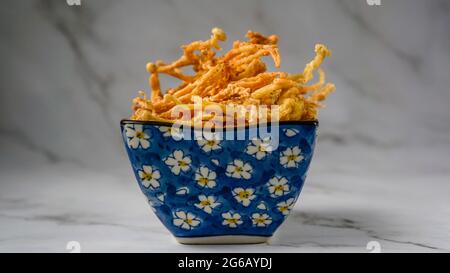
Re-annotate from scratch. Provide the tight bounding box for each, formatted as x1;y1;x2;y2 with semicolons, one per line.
1;159;449;253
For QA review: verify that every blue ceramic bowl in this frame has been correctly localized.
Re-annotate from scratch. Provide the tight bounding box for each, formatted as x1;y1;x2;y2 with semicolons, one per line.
121;120;318;244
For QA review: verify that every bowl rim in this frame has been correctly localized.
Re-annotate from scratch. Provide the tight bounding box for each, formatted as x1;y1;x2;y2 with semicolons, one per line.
120;119;318;128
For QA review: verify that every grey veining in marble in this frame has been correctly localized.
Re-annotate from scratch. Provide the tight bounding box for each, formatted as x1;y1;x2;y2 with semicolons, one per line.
0;0;449;252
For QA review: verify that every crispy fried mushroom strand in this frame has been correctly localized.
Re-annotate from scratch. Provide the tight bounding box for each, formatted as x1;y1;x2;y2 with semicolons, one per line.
131;28;335;126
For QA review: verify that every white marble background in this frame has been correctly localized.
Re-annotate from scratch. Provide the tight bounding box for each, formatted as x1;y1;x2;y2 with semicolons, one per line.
0;0;449;252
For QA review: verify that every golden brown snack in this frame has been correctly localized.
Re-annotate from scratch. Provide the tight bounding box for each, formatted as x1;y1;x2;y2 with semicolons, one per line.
130;28;335;125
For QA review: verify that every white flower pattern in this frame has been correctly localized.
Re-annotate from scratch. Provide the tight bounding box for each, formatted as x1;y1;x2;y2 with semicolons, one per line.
267;176;290;197
246;138;273;160
138;165;161;189
194;195;220;214
195;166;217;188
226;159;252;180
124;123;315;233
251;213;272;227
164;150;191;175
173;211;201;230
221;212;243;228
280;146;304;168
232;187;256;207
197;133;222;153
277;198;296;216
159;126;184;141
124;124;150;149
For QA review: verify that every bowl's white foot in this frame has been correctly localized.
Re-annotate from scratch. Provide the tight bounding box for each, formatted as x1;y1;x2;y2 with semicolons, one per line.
175;235;271;245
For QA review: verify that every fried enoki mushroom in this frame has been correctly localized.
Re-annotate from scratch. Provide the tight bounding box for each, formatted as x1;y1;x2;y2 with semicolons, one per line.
131;28;335;125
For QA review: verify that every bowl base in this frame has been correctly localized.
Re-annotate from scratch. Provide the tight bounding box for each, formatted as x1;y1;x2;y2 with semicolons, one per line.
175;235;271;245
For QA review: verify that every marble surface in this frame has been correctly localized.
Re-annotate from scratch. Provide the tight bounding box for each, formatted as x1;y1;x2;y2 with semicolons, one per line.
1;0;450;252
1;161;449;252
